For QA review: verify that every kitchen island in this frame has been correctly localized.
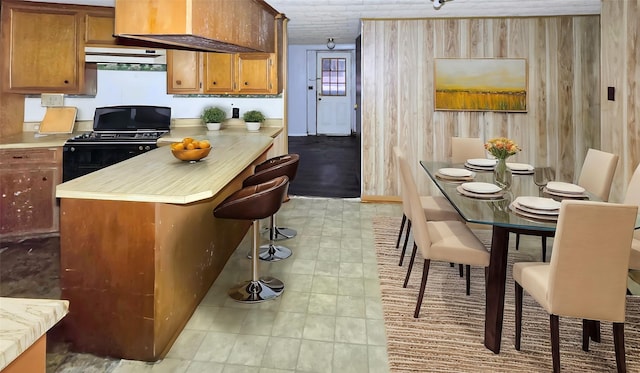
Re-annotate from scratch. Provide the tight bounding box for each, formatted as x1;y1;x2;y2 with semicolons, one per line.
55;131;277;361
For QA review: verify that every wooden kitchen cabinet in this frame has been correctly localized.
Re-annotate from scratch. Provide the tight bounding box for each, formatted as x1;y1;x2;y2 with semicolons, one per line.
0;148;62;240
166;51;278;95
84;7;116;45
0;0;97;94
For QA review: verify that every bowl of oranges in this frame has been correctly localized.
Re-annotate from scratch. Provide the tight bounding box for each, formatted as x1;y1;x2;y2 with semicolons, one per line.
170;137;212;162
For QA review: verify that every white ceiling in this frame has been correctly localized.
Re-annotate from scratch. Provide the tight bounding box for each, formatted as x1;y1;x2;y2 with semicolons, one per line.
31;0;602;45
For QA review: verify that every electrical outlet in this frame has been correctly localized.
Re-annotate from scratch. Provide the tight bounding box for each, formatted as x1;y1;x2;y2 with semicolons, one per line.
41;93;64;107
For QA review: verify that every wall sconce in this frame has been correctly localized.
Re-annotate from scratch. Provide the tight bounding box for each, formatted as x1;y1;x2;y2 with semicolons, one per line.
326;38;336;50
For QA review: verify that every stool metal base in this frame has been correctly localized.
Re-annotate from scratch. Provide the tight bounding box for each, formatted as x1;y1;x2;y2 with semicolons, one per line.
271;227;297;241
228;277;284;303
259;244;292;261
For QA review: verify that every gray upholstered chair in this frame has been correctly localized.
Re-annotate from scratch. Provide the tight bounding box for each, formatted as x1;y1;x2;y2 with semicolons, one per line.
516;148;619;262
451;136;486;164
397;151;489;314
513;200;638;373
393;146;462;267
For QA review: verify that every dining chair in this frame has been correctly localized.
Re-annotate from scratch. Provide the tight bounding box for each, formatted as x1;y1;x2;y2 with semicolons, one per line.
515;148;619;262
393;146;463;267
398;151;490;316
451;137;486;163
623;164;640;271
513;200;638;373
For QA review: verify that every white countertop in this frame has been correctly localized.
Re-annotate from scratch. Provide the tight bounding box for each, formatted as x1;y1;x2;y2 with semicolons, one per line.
56;132;275;204
0;298;69;371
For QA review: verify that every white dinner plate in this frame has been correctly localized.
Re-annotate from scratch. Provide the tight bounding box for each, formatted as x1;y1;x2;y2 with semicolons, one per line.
515;196;561;211
461;182;502;194
543;187;588;199
509;202;559;221
506;163;534;172
438;168;474;178
546;181;586;194
466;158;497;167
456;185;504;199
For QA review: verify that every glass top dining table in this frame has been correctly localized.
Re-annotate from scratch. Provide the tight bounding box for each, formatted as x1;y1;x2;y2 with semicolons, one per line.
420;161;640;354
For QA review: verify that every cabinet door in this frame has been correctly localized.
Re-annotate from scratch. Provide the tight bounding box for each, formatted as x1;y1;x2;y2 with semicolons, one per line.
236;53;273;94
2;6;81;93
203;53;235;94
84;9;116;45
166;50;202;93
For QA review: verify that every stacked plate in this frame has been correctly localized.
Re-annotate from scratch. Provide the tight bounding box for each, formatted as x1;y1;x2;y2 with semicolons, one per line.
506;162;535;175
464;158;497;172
436;167;475;181
457;182;504;199
544;181;588;198
510;196;561;221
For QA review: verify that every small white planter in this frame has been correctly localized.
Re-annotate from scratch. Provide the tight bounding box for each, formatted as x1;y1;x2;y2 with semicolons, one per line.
206;122;221;131
245;121;261;132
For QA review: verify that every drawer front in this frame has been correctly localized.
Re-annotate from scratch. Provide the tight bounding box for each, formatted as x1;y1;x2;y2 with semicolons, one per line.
0;148;60;165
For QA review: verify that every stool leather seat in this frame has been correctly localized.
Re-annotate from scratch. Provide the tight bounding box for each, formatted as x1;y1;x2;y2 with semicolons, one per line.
214;175;289;303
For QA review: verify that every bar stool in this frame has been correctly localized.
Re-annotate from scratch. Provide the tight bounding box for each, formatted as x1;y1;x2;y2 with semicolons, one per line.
243;154;300;261
214;176;289;303
249;154;300;241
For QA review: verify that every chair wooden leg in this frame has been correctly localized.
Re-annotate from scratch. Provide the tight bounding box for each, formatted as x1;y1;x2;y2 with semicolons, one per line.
591;320;601;342
541;237;547;262
465;265;471;295
515;233;520;250
515;282;523;350
414;259;431;318
582;319;591;352
396;214;407;249
550;314;561;373
399;220;412;266
458;264;464;277
613;322;627;373
403;242;418;288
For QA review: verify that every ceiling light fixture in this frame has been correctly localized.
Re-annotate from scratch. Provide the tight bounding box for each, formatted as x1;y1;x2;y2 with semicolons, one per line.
432;0;444;9
327;38;336;50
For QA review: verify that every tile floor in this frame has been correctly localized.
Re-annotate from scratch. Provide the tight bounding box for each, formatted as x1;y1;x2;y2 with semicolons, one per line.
111;197;402;373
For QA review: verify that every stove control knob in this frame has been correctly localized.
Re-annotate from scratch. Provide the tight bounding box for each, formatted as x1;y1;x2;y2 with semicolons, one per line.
69;147;75;152
145;146;151;150
138;145;144;151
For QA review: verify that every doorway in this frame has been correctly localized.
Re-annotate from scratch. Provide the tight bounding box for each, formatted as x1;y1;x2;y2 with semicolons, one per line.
316;51;353;135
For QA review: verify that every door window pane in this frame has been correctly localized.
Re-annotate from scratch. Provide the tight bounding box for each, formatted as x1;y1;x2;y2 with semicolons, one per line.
321;57;347;96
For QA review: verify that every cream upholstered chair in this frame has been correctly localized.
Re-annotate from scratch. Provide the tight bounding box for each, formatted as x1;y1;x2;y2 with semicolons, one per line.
516;148;619;261
513;200;638;373
398;151;490;314
393;146;462;267
451;137;486;163
624;164;640;270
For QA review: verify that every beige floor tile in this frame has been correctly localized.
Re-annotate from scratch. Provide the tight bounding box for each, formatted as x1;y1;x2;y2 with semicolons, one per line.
222;365;260;373
226;335;270;366
185;305;222;330
278;291;310;313
166;329;207;360
209;308;249;333
340;248;363;263
339;262;364;278
366;319;388;346
113;358;190;373
319;235;342;249
317;248;341;262
337;277;365;296
296;340;334;373
310;276;339;294
307;293;337;315
239;311;277;336
332;343;368;372
260;337;301;370
271;311;306;338
335;317;367;344
367;345;390;373
365;297;384;320
314;261;341;276
302;314;336;341
289;259;317;274
193;332;238;363
185;361;225;373
336;295;366;318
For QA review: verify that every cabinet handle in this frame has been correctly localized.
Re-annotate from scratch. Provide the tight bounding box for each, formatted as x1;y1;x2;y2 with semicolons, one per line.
176;80;182;85
212;81;217;85
64;80;69;84
244;82;249;86
42;176;47;181
12;156;24;159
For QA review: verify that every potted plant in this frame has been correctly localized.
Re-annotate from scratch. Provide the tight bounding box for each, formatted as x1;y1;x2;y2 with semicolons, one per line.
242;110;265;131
202;106;226;130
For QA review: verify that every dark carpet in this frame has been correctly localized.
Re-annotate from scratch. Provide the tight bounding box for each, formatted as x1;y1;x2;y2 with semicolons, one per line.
287;135;360;198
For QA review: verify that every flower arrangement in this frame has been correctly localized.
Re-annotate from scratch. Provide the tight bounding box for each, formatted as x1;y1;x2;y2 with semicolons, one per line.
484;137;521;159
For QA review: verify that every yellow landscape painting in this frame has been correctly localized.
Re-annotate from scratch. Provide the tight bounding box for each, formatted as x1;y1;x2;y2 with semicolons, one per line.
434;58;527;112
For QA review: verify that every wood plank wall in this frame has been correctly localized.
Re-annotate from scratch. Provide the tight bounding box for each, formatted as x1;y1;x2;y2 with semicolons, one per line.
361;16;601;199
601;0;640;202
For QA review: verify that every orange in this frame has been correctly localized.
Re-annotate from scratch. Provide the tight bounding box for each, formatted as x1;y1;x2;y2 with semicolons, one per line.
186;142;196;150
199;140;211;149
172;142;185;150
182;137;194;145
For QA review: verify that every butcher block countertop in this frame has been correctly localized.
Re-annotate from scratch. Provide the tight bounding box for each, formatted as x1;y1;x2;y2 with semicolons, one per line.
0;298;69;371
56;132;276;204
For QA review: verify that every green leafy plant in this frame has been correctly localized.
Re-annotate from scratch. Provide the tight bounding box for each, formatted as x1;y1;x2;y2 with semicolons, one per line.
242;110;265;123
202;106;226;123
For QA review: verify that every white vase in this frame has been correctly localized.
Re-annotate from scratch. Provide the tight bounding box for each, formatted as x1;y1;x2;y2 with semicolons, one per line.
245;121;261;132
206;122;221;131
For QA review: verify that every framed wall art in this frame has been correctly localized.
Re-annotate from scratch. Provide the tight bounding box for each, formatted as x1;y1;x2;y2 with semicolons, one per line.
434;58;527;112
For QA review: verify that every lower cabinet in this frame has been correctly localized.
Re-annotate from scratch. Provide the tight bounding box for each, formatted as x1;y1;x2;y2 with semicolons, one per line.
0;148;62;239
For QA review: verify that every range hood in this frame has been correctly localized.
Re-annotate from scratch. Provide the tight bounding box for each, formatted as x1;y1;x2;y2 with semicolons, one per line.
113;0;280;53
84;47;167;64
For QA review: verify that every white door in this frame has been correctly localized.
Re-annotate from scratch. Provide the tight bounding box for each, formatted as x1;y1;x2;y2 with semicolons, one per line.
316;51;352;135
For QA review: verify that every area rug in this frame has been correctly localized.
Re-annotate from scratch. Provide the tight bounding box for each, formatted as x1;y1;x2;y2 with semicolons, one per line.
372;216;640;372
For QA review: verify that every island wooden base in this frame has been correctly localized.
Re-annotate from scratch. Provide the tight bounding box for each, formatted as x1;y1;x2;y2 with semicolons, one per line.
2;335;45;373
59;155;265;361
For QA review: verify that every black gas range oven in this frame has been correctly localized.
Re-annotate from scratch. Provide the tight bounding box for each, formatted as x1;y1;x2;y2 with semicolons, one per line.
63;105;171;182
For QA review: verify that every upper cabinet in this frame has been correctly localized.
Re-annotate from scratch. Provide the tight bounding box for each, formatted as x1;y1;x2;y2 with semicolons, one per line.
167;51;278;95
84;7;117;46
166;15;285;96
0;0;101;94
114;0;278;53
